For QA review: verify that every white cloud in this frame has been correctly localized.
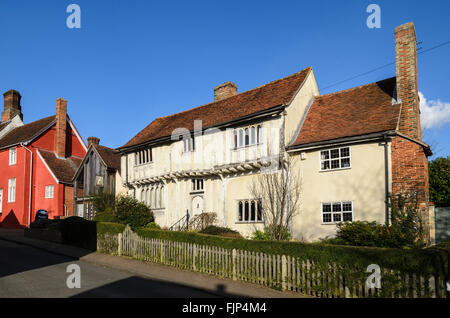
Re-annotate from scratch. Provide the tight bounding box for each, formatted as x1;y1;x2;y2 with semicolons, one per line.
419;92;450;129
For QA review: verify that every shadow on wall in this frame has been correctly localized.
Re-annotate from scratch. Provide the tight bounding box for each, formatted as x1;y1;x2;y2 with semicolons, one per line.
435;207;450;244
0;210;25;229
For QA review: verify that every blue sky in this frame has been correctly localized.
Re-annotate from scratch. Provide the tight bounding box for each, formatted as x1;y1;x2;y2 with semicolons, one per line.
0;0;449;158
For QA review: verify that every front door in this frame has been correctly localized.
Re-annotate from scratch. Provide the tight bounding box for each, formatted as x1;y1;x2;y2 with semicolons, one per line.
191;196;204;216
76;203;84;218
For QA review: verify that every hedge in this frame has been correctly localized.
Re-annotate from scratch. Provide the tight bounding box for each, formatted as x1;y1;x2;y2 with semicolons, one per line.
97;221;126;235
97;222;449;281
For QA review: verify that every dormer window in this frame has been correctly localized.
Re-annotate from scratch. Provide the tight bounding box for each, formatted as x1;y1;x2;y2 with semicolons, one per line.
135;148;152;165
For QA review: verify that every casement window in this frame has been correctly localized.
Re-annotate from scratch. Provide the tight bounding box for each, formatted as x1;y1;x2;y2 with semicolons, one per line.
191;179;204;192
135;148;152;165
9;147;17;165
237;199;263;223
322;201;353;224
183;135;195;153
233;125;262;148
8;178;16;203
147;185;165;209
45;185;54;199
320;146;351;171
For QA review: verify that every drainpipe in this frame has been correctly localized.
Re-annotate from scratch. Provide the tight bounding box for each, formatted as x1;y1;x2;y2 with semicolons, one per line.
382;135;390;226
20;143;33;227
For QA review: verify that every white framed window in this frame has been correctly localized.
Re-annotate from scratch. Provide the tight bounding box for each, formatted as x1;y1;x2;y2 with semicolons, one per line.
183;135;195;153
45;185;54;199
322;201;353;224
233;124;262;148
237;199;263;223
9;147;17;165
135;148;152;165
191;179;204;192
320;146;351;171
8;178;16;203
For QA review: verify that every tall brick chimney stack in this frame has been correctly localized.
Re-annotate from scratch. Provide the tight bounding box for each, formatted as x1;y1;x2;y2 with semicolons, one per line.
395;22;421;140
2;90;23;122
55;98;67;158
88;136;100;147
214;82;237;101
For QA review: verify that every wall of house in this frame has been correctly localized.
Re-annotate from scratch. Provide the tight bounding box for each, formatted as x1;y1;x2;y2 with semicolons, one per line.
290;141;390;242
284;69;319;145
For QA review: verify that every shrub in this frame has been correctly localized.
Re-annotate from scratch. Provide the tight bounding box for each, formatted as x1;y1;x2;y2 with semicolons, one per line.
93;208;119;223
144;222;161;230
252;226;291;241
199;225;242;238
96;221;126;235
115;195;154;230
92;190;116;214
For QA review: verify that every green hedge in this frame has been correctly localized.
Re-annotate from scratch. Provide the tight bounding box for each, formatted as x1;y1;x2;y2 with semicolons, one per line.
98;222;449;280
97;221;126;235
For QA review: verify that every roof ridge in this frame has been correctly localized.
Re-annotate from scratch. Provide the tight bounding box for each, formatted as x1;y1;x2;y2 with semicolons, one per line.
318;76;396;98
156;66;312;121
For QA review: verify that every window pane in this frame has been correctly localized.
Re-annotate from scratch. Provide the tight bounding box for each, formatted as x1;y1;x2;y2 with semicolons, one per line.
341;158;350;168
343;213;352;221
321;151;329;160
332;203;342;212
244;128;249;146
250;201;256;221
321;160;330;170
333;214;342;222
251;127;256;144
330;149;340;159
323;213;331;223
331;159;340;169
239;130;243;147
257;201;262;221
342;202;352;211
322;204;331;212
340;147;350;157
244;201;249;221
238;202;243;221
257;125;262;143
234;131;238;148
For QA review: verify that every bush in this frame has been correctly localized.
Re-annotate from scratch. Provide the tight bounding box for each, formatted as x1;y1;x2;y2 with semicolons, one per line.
93;208;119;223
96;221;126;235
115;195;154;230
252;226;291;241
144;222;161;230
199;226;242;238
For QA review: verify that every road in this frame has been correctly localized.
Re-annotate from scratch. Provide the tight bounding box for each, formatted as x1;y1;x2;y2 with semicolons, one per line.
0;239;221;298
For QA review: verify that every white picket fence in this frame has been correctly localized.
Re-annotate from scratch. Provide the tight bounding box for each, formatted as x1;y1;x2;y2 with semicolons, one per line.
97;226;449;298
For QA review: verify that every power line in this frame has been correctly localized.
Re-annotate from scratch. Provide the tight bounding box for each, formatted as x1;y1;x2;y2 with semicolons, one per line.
320;40;450;93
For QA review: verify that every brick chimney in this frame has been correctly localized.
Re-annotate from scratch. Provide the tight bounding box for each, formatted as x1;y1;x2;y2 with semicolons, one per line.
2;90;23;122
55;98;67;158
88;136;100;147
395;22;421;140
214;82;237;101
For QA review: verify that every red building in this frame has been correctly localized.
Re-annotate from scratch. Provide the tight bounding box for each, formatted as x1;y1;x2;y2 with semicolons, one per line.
0;90;87;228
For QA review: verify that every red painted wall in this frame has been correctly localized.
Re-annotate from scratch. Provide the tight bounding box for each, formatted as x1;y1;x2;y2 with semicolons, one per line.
0;120;86;228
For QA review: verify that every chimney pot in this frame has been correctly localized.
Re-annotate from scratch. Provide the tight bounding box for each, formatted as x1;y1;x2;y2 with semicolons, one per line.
2;89;23;122
214;82;237;101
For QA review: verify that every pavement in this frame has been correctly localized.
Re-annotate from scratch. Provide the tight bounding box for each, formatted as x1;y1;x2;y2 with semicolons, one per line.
0;228;307;298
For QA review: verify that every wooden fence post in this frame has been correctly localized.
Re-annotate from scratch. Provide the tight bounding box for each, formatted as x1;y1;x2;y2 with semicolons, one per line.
193;244;197;271
118;233;122;256
282;255;287;291
232;249;237;281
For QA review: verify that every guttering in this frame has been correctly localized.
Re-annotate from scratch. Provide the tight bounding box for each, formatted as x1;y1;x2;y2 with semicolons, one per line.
117;105;286;153
286;131;397;153
20;143;33;227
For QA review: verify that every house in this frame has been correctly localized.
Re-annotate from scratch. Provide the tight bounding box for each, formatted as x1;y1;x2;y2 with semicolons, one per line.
117;22;432;242
0;93;87;228
72;137;122;219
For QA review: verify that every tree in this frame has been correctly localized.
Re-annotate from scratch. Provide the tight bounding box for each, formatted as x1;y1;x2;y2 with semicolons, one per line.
250;155;302;240
429;156;450;207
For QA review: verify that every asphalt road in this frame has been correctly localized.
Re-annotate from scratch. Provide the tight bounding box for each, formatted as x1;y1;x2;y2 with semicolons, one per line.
0;239;220;298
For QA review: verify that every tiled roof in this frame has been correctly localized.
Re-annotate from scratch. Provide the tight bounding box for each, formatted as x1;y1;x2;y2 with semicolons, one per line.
38;149;82;184
0;121;10;134
94;144;121;171
120;67;312;149
290;77;401;148
0;116;55;149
